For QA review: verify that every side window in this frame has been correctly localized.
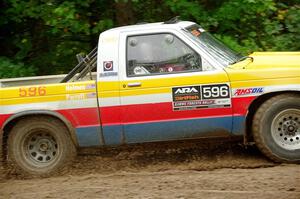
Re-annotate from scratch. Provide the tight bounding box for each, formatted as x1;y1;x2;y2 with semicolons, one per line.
127;33;202;76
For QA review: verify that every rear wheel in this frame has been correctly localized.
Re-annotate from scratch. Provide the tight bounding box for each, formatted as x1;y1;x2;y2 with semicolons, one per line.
8;116;76;177
252;94;300;162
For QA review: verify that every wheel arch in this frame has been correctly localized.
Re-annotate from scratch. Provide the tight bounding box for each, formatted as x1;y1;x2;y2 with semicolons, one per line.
245;90;300;144
1;110;78;162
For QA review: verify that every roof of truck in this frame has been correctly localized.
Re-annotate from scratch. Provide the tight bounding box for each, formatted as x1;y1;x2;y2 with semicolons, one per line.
102;21;196;34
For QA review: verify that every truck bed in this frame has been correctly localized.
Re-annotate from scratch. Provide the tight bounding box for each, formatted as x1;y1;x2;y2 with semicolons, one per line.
0;73;97;88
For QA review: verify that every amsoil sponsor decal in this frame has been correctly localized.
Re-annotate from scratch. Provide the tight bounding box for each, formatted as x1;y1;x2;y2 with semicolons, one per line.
234;87;264;96
172;84;231;111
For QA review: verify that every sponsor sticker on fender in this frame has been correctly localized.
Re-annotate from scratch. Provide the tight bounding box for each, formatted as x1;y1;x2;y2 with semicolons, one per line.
233;87;264;97
172;84;231;111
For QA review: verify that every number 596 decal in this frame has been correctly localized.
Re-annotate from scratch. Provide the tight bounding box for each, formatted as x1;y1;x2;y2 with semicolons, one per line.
19;86;47;97
201;84;230;99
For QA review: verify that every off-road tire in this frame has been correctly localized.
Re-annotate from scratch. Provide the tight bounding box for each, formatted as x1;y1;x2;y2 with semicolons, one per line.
8;116;76;177
252;94;300;163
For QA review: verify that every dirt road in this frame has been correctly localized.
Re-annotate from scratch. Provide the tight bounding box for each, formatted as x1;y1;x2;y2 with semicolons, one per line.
0;139;299;199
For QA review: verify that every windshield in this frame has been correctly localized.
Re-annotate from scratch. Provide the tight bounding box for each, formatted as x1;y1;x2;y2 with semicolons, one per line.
184;25;242;67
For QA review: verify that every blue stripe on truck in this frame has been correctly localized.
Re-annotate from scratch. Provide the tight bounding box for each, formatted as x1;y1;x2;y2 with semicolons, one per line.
75;116;245;147
75;126;102;146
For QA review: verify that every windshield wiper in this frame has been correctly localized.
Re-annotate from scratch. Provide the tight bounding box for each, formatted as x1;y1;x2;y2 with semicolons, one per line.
230;56;253;65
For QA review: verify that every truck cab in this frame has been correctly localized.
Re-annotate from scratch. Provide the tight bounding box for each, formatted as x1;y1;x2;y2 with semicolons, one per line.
96;21;235;145
1;20;299;176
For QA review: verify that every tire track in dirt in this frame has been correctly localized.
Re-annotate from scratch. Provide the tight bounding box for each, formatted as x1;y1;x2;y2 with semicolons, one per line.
1;139;299;199
1;165;299;199
0;138;277;180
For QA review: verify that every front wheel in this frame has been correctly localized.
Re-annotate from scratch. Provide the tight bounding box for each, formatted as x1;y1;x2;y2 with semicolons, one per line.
252;94;300;163
8;116;76;177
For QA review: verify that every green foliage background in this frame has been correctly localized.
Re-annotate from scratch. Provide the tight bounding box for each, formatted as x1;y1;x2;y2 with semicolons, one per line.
0;0;299;78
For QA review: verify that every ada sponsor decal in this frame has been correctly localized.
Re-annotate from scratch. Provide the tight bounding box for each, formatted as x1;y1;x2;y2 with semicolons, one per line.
172;84;231;111
172;86;201;102
234;87;264;96
174;87;198;94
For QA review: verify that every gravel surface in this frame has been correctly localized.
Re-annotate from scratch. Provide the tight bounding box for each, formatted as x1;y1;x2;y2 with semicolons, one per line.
0;139;299;199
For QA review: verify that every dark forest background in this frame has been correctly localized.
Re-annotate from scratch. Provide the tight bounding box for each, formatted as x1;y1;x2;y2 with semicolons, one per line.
0;0;299;78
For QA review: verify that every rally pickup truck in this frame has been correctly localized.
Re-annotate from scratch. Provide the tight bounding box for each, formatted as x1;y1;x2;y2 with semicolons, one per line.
0;19;299;176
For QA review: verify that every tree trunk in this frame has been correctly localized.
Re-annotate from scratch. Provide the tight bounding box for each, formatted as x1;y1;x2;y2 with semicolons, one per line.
114;0;135;26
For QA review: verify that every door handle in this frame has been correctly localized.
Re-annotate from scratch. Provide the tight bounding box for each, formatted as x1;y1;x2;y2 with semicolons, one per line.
127;82;142;87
